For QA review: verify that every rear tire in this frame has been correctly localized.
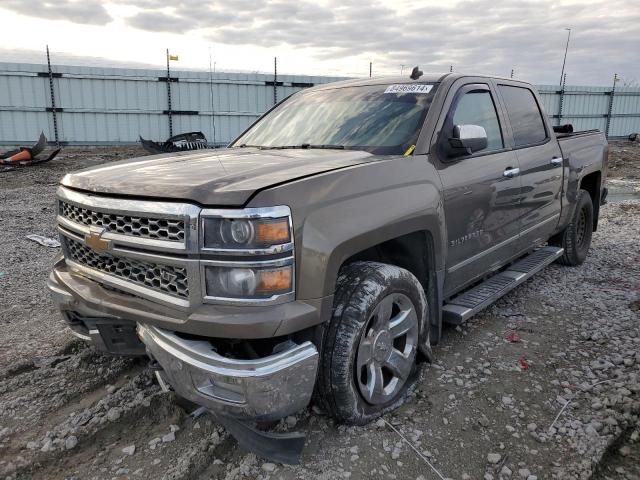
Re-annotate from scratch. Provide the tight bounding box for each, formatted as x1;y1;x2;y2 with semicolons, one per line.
549;189;594;266
317;261;427;425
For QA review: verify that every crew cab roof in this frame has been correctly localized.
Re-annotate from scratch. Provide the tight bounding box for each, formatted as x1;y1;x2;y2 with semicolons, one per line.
309;72;533;92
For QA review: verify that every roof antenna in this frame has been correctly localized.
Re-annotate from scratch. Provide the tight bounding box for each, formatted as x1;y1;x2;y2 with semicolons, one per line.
410;66;423;80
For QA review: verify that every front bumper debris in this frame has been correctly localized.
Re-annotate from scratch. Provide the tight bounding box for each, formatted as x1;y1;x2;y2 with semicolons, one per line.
137;323;319;421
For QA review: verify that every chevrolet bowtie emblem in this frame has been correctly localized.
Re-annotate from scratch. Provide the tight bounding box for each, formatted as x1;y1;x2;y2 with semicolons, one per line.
85;227;112;253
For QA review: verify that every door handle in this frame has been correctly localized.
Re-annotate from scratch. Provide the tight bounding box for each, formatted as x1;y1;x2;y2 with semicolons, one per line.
550;157;563;167
503;167;520;178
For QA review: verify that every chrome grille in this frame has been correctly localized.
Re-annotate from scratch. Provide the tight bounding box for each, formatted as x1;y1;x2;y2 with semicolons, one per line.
60;201;185;242
64;237;189;299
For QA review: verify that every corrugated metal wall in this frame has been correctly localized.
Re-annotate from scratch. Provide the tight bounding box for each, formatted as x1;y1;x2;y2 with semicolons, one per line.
1;62;639;145
0;62;346;145
537;84;640;137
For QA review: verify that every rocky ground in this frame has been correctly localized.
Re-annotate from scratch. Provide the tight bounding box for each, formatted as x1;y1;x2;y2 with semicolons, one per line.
0;141;638;480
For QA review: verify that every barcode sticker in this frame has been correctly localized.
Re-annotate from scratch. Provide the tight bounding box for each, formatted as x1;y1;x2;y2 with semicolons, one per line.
384;84;433;94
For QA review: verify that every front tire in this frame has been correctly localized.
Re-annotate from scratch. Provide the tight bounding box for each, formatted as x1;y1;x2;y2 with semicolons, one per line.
549;189;594;266
317;261;427;425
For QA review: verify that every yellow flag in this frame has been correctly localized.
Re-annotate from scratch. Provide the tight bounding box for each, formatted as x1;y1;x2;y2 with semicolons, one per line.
169;54;179;61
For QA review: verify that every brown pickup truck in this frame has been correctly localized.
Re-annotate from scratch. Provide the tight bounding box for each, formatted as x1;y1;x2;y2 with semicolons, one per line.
48;72;608;430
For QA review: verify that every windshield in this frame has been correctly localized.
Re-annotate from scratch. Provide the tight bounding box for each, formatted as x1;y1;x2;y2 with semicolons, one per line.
232;83;438;155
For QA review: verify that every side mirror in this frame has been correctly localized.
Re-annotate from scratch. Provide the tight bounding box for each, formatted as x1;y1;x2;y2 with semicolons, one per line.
448;124;488;156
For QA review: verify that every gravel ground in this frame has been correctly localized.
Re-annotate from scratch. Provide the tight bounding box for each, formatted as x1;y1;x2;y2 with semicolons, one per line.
0;143;638;480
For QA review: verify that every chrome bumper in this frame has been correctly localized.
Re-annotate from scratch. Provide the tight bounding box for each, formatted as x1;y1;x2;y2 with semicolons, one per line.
137;323;319;421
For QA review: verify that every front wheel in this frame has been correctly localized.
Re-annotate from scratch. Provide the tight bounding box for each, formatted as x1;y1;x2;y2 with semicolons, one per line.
317;261;427;425
549;189;594;266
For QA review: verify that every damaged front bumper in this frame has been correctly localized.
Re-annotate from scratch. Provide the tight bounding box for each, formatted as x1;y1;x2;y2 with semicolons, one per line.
137;323;319;421
48;256;320;421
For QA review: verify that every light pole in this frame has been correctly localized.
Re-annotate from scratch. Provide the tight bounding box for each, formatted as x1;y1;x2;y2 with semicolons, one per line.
559;28;571;86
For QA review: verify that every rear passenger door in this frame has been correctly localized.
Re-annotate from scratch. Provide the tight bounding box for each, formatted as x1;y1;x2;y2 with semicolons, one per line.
496;84;563;248
432;82;522;296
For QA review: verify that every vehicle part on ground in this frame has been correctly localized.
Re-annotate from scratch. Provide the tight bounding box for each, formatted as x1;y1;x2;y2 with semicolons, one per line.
25;234;60;248
317;261;426;425
549;189;594;266
1;132;61;170
155;371;306;464
139;131;209;154
212;411;306;465
442;246;565;325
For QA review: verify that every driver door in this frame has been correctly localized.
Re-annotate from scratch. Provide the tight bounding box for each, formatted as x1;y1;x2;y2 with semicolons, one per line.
432;82;522;296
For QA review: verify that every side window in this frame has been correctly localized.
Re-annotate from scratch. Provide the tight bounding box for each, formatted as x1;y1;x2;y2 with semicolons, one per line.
451;90;503;152
498;85;547;147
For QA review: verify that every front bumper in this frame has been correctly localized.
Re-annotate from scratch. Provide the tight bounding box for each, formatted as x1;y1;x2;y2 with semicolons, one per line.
138;323;319;421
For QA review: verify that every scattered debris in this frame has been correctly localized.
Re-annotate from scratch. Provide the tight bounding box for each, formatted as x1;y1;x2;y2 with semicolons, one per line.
518;357;530;370
1;132;61;170
140;131;209;155
505;331;522;343
25;234;60;248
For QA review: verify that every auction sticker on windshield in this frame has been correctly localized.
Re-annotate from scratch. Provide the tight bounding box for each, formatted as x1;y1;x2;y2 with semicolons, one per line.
384;84;434;94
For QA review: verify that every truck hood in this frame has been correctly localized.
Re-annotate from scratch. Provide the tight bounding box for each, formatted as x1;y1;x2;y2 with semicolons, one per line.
61;147;375;206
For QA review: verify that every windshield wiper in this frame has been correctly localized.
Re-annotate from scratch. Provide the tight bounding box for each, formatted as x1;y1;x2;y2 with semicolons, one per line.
260;144;346;150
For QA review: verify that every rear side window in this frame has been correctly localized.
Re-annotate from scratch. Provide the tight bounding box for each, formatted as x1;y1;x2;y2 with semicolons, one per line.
499;85;547;147
451;91;503;152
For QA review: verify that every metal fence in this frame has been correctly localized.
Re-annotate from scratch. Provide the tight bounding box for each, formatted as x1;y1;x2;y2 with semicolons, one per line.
537;84;640;138
1;62;639;145
0;62;345;146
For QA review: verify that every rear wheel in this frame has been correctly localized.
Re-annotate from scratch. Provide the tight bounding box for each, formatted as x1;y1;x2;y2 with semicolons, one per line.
549;189;594;266
317;261;427;425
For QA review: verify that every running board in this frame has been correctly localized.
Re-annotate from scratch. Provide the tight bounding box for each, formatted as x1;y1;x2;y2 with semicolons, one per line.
442;246;564;325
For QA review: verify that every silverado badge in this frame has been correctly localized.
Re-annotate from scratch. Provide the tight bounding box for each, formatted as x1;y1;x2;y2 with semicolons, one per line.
85;227;111;253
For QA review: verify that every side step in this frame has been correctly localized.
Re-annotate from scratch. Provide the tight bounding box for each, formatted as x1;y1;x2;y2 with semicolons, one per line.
442;246;564;325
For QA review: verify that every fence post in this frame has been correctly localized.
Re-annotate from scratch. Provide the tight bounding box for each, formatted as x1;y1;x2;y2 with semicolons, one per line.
166;49;173;138
605;73;617;138
273;57;278;105
46;45;60;146
558;73;566;126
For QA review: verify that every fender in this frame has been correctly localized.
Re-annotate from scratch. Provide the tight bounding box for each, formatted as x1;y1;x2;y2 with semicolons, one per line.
249;155;446;343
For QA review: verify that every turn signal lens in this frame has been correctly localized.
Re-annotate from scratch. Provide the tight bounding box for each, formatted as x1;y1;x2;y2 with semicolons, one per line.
204;264;293;299
255;218;290;244
256;267;292;294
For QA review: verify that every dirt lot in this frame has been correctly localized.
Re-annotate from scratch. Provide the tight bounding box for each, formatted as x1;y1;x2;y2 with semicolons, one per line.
0;142;639;480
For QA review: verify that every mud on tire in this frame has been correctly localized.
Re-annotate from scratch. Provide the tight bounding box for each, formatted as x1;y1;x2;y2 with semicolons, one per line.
316;261;428;425
549;189;594;266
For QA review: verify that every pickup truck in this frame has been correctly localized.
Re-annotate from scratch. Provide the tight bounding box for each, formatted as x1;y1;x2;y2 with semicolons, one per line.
48;72;608;428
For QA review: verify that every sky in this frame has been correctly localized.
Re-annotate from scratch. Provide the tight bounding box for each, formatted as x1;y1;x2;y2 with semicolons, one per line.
0;0;638;86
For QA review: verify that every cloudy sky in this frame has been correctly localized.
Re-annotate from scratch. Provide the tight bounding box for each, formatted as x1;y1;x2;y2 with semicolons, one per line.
0;0;638;85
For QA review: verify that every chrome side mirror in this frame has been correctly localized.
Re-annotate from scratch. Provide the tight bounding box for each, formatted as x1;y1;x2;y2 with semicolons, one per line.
448;124;488;155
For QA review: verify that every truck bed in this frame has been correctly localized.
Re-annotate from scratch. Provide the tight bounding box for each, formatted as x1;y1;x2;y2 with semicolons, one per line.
557;129;607;164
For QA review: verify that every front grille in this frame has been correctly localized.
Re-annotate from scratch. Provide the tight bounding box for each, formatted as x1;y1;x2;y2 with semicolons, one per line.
60;202;185;242
64;236;189;299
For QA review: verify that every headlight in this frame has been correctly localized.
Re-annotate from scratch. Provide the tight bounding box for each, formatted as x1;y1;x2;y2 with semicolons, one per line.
199;206;295;304
201;207;292;253
203;263;293;300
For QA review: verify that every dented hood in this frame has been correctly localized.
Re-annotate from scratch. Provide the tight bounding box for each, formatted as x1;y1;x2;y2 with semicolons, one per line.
61;147;375;206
